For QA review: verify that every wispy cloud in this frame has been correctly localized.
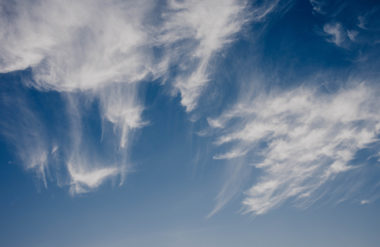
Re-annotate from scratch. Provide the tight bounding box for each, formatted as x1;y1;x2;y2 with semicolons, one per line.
0;89;50;188
309;0;326;15
0;0;152;193
0;0;159;89
0;0;249;107
160;0;249;111
316;2;380;51
0;0;251;193
210;83;380;215
323;22;347;47
62;92;137;194
67;160;120;195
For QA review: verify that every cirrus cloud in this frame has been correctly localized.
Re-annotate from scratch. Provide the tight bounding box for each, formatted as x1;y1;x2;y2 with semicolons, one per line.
210;83;380;215
0;0;249;194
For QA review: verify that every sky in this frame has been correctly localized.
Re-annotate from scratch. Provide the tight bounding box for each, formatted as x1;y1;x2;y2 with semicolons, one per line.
1;0;380;246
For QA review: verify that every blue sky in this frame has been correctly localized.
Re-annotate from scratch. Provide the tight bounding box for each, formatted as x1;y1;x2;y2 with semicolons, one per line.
1;0;380;246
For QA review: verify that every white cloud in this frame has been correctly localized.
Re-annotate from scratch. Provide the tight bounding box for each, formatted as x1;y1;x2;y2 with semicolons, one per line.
98;85;146;149
160;0;249;111
67;161;120;195
347;30;359;42
250;0;282;22
0;0;250;193
210;83;380;215
323;22;347;47
357;9;380;31
310;0;326;14
0;0;157;90
360;199;370;205
0;1;154;194
61;93;133;194
0;0;248;108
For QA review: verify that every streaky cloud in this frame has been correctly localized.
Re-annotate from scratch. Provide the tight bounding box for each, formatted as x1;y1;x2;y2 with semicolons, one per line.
160;0;249;112
210;83;380;215
0;0;157;193
0;88;50;188
0;0;251;194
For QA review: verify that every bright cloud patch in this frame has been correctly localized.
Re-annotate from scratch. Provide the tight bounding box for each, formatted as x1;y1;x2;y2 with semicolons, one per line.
210;84;380;215
67;161;120;195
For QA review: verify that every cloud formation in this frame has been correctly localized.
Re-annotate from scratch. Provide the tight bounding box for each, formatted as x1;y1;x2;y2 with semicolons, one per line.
2;0;378;218
0;0;248;106
159;0;248;111
210;83;380;215
0;0;249;193
315;1;380;51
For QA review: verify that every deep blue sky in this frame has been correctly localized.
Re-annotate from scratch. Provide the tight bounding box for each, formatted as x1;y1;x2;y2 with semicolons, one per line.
1;0;380;246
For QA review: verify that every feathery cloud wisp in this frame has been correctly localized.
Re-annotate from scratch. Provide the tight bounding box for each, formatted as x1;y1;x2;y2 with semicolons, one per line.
0;0;249;193
160;0;248;111
210;83;380;215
